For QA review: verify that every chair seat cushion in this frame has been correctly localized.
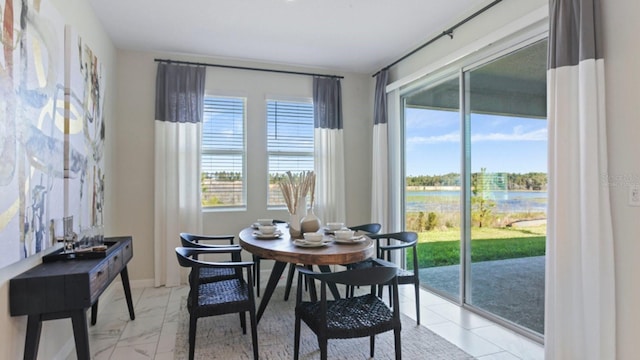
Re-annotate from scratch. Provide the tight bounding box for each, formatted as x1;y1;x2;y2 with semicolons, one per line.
296;294;396;339
199;266;236;282
188;279;251;316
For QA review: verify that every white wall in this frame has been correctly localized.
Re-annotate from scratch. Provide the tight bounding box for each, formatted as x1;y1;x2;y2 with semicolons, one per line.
385;0;640;358
0;1;117;358
113;50;373;281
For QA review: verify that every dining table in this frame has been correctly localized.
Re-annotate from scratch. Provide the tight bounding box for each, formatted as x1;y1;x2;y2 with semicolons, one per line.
238;223;375;323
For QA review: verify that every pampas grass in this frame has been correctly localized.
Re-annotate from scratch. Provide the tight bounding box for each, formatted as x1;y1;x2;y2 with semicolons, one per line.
278;171;315;215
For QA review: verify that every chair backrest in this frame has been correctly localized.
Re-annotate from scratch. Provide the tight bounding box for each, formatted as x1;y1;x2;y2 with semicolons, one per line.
369;231;418;263
348;223;381;234
297;266;397;287
175;246;248;268
180;232;235;247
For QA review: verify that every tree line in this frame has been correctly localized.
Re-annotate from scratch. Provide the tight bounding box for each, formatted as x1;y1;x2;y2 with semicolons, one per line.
407;172;547;191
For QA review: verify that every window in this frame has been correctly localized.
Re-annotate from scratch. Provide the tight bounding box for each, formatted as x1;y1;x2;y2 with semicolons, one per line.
201;96;246;208
266;99;314;206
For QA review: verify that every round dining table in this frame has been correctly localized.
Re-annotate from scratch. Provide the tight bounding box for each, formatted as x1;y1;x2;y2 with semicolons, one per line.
239;223;374;323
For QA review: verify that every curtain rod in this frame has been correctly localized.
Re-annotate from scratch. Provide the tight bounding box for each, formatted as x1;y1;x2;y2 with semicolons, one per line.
154;58;344;79
372;0;503;78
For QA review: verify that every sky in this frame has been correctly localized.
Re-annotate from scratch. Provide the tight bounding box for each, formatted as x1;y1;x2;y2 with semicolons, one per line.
404;108;548;176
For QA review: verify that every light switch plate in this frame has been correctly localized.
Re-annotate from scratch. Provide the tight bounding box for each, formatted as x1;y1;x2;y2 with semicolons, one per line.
629;186;640;206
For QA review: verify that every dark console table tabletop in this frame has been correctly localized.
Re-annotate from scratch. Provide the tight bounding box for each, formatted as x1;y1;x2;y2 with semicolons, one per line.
10;236;136;360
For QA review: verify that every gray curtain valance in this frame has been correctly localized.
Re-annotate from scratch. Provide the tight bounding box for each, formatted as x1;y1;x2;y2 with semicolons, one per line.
313;77;343;130
373;70;389;125
548;0;603;69
155;63;206;123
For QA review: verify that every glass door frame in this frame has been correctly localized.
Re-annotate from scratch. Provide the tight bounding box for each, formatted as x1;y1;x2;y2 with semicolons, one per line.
398;30;549;344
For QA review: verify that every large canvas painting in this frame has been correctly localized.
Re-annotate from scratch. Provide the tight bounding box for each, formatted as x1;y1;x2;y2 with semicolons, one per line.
0;0;106;268
0;0;66;267
65;26;105;240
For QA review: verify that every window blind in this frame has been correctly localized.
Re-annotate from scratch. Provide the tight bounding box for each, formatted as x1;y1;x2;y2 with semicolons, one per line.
201;96;246;207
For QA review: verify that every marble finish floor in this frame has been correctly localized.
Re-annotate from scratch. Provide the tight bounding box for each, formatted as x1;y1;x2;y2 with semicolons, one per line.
67;277;544;359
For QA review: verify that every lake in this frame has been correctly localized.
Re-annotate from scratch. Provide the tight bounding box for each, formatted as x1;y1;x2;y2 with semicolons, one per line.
406;190;547;213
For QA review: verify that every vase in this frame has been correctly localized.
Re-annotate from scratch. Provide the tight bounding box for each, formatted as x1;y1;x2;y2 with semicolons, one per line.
300;206;321;233
289;196;307;239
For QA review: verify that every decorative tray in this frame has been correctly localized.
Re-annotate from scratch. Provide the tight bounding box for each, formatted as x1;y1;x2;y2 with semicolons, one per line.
42;241;116;263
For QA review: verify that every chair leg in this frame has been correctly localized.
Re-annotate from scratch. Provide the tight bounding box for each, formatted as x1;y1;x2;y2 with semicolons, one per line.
294;314;301;360
249;309;259;360
253;255;261;297
319;336;328;360
188;315;197;360
370;335;376;358
394;328;402;360
240;311;247;334
414;281;421;325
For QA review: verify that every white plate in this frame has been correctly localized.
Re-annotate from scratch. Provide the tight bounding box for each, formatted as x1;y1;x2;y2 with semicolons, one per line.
332;235;366;244
293;239;331;248
253;231;282;239
323;227;348;234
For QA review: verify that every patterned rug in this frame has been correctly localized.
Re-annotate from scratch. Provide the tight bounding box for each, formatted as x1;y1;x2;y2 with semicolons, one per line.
174;287;475;360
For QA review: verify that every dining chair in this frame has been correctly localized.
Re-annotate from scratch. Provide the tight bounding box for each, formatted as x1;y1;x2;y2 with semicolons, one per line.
180;232;240;283
343;223;381;296
294;265;401;360
349;231;421;325
175;246;258;360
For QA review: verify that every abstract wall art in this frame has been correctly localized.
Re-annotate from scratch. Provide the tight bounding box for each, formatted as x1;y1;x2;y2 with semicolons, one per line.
0;0;106;268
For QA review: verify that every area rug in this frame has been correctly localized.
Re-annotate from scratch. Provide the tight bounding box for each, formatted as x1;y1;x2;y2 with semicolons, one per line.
174;287;475;360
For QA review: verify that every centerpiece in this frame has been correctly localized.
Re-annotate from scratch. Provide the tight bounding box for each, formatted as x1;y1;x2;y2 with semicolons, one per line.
278;171;317;238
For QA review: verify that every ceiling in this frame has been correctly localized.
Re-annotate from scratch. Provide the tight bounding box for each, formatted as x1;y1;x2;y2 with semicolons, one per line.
88;0;496;74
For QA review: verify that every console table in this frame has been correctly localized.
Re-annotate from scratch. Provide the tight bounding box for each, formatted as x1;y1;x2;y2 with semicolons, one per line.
9;236;135;360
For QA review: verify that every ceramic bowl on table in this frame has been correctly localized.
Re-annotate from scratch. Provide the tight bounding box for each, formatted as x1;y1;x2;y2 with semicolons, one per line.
326;222;344;231
258;225;276;235
257;218;274;226
303;232;324;243
334;230;355;241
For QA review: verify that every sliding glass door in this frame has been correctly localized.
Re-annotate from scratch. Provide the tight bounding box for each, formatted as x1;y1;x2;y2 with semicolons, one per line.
404;76;461;299
403;39;547;337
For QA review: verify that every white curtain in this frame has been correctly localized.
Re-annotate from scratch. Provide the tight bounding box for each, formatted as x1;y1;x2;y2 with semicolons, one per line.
545;0;616;358
371;70;389;231
154;63;206;287
313;77;346;223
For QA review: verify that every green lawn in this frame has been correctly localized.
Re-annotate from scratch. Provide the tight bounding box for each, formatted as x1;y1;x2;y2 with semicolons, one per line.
408;226;546;269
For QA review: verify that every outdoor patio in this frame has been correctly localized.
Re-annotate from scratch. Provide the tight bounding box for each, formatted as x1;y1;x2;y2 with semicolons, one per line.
419;256;545;334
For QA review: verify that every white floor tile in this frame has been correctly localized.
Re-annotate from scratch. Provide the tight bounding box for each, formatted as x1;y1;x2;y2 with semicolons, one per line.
472;325;544;360
426;322;503;357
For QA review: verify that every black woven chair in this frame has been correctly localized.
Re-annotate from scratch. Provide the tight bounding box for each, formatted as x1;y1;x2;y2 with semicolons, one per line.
372;232;420;324
294;265;401;360
343;223;381;296
180;232;240;283
350;231;421;325
175;247;258;360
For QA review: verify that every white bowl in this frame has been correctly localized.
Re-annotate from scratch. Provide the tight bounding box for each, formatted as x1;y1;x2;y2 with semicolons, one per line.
303;232;324;242
334;230;355;240
257;218;273;226
258;225;276;235
326;222;344;231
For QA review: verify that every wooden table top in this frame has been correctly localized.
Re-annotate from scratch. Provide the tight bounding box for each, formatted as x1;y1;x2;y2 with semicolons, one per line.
239;223;374;265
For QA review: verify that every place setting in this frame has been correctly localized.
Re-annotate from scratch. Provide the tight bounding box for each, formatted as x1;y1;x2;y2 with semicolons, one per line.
322;222;348;235
252;219;283;239
292;232;332;248
330;229;366;244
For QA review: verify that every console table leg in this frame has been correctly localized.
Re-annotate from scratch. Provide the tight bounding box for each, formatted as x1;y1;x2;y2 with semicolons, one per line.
120;266;136;320
24;315;42;360
91;301;98;326
70;310;90;360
